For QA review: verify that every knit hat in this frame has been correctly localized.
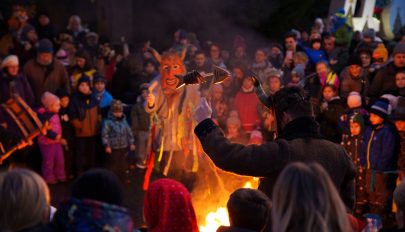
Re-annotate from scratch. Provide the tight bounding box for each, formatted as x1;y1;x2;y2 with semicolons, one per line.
393;96;405;120
41;91;60;109
370;98;390;119
110;99;123;113
348;55;362;66
393;43;405;56
350;113;365;134
291;65;305;78
37;38;53;53
93;73;106;83
381;94;398;111
372;43;388;62
1;55;19;69
363;29;376;40
77;75;91;87
347;92;362;108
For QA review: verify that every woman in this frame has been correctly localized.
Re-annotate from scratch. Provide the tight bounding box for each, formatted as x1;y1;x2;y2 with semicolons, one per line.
272;162;351;232
0;169;51;232
0;55;34;131
144;178;199;232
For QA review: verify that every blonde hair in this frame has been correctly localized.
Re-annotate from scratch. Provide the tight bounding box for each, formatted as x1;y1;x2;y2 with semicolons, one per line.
293;52;309;65
272;162;351;232
0;169;50;232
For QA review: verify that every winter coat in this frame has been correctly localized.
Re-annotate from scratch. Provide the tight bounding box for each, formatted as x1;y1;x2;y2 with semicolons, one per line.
24;58;70;105
339;67;369;99
342;135;363;166
194;116;356;209
361;122;398;172
369;62;404;101
95;90;113;116
102;113;135;149
0;72;35;131
234;88;260;133
131;101;150;132
51;198;134;232
317;97;346;143
69;93;101;137
37;107;62;144
327;46;349;74
303;47;328;66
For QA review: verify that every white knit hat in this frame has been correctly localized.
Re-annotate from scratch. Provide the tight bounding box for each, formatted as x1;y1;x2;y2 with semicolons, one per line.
347;91;362;108
1;55;19;69
41;92;60;109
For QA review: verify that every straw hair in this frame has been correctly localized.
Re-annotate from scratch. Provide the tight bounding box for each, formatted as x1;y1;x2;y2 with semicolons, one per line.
272;162;350;232
0;169;50;232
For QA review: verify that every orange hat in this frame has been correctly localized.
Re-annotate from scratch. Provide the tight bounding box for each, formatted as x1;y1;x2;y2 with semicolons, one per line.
372;43;388;63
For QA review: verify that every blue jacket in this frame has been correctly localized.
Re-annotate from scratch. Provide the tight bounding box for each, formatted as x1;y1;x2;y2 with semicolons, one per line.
360;122;397;171
303;47;328;66
102;113;135;149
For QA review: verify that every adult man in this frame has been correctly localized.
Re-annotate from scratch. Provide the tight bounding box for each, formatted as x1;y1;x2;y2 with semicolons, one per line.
24;38;70;106
323;34;349;74
369;43;405;102
194;86;356;209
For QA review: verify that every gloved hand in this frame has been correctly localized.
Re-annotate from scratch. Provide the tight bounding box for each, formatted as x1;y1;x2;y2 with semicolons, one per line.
194;97;212;123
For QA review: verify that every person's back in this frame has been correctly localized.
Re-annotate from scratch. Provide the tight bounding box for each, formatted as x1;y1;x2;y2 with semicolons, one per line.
194;86;356;209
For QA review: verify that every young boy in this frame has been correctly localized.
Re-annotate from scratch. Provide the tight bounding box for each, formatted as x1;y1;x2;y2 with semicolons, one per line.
130;84;150;169
361;98;398;218
102;100;135;181
69;75;101;174
93;74;113;117
37;92;66;184
341;114;367;215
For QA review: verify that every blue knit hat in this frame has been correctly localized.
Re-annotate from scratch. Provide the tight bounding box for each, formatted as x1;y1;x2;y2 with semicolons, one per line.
37;38;53;53
370;98;390;119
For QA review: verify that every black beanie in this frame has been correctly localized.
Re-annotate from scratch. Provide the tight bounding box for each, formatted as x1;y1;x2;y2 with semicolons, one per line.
348;55;362;66
77;74;91;87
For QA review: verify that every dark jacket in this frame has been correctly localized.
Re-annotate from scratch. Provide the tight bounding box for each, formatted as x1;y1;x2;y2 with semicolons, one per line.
317;97;346;143
131;102;150;132
360;122;398;172
69;92;101;137
51;198;134;232
369;62;404;101
195;116;356;210
339;67;369;99
24;58;70;105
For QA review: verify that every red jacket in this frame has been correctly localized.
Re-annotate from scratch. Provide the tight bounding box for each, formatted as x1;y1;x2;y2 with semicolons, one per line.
234;89;260;132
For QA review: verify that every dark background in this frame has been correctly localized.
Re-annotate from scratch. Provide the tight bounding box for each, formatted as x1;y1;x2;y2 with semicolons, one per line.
1;0;332;51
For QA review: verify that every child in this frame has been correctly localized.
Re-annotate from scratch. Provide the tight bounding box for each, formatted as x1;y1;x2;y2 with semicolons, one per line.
316;61;339;89
341;114;367;215
395;71;405;97
102;100;135;181
303;33;328;67
360;98;398;218
287;65;305;88
339;91;369;136
69;75;101;174
317;84;345;143
249;130;263;145
93;74;113;117
234;76;260;133
37;92;66;184
267;69;283;95
130;84;150;169
56;89;76;179
226;116;248;144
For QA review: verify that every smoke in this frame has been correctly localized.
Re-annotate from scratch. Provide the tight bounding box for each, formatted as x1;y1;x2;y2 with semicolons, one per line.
131;0;280;52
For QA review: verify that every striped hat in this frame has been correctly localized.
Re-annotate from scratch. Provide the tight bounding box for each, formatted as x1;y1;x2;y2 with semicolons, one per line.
370;98;390;119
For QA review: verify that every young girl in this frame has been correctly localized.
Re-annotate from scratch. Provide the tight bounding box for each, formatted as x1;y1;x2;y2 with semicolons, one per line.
317;85;345;143
341;114;366;215
37;92;66;184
